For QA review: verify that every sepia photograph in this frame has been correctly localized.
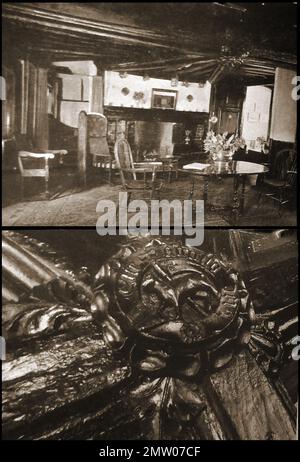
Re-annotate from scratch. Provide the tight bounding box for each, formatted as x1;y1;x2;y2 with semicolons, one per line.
1;229;298;440
1;1;298;445
2;2;297;227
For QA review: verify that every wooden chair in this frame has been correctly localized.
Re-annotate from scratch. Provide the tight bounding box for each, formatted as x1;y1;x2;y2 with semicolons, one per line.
114;138;163;201
16;134;68;200
15;134;68;165
18;151;55;200
255;147;297;213
233;148;269;165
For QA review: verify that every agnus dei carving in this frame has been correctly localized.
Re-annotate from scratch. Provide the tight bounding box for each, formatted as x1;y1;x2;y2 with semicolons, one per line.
91;237;253;376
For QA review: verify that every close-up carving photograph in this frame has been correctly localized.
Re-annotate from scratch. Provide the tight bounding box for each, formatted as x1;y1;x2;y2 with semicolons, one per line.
1;229;298;440
1;0;298;450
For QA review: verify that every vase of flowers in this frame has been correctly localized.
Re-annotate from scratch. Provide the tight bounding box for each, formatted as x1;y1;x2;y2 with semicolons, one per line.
204;131;245;163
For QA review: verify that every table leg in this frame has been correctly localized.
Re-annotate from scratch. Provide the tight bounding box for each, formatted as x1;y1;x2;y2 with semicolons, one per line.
109;158;112;185
203;178;209;204
174;161;178;181
189;175;195;200
232;176;240;221
45;177;50;200
239;176;246;216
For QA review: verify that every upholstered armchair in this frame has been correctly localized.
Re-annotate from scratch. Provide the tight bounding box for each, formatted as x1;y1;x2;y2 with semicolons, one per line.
78;112;114;185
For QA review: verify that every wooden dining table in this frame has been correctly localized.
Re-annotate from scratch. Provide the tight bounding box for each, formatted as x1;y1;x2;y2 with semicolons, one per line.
180;160;269;221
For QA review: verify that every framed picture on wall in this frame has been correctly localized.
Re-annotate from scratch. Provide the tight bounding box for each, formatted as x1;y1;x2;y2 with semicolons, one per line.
151;89;177;110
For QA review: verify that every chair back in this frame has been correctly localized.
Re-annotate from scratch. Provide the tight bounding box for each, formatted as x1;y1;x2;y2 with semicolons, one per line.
114;138;136;183
232;147;246;162
15;134;34;152
87;113;110;161
286;150;297;188
274;148;297;186
247;149;269;165
78;112;110;177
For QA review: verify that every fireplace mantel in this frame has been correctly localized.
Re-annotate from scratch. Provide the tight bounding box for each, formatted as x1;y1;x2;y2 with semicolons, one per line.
104;106;209;124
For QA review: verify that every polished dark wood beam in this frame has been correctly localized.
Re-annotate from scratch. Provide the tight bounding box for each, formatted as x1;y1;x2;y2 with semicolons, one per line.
250;49;297;67
209;65;226;84
110;57;205;72
2;3;205;55
178;62;217;77
2;2;295;85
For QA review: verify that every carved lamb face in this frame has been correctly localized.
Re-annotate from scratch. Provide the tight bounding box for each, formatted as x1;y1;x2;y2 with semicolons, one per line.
91;238;252;375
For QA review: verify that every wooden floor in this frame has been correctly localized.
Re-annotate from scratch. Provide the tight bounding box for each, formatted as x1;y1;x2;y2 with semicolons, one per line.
2;168;297;227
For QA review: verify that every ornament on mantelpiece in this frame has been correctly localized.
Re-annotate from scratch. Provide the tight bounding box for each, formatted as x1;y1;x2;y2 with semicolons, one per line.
209;113;218;124
171;76;179;87
182;80;189;87
143;74;150;81
119;71;128;78
198;81;205;88
184;129;191;145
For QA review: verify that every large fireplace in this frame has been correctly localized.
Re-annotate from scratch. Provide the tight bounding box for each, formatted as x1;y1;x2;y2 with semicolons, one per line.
134;121;174;157
104;106;209;161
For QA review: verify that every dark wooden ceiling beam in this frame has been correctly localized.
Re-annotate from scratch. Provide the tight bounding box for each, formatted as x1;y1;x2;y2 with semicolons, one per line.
208;65;226;84
4;22;157;58
166;58;216;71
2;3;296;78
111;57;207;72
239;71;270;78
26;47;105;58
115;55;215;68
243;61;275;71
213;3;248;13
2;3;205;55
177;63;217;77
246;59;276;68
241;66;275;75
249;49;297;67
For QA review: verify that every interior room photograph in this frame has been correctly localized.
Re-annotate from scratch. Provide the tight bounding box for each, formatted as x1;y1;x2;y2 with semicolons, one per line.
2;2;297;226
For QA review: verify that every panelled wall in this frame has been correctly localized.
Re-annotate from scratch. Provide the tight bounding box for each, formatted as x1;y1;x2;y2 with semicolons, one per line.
2;66;16;140
2;59;49;149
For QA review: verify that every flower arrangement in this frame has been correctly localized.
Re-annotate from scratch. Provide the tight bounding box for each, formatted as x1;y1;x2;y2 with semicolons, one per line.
256;136;269;153
204;130;245;162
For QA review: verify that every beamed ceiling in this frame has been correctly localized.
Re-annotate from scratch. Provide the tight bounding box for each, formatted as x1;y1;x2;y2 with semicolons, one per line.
2;2;297;85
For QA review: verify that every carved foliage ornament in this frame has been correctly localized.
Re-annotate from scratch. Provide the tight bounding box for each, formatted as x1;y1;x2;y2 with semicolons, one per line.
91;238;254;378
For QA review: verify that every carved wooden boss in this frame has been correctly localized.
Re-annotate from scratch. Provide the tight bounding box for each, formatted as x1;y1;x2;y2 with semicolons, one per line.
2;234;297;440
